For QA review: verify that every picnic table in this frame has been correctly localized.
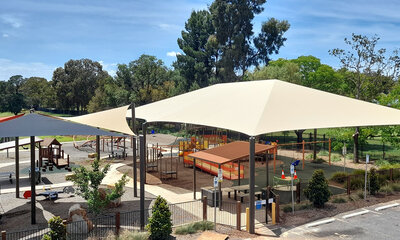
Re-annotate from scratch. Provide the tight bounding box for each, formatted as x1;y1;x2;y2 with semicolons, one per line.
229;184;259;201
0;172;13;183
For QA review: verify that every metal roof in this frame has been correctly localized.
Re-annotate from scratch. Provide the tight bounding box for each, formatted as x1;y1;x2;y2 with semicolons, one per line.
188;141;275;165
0;113;123;137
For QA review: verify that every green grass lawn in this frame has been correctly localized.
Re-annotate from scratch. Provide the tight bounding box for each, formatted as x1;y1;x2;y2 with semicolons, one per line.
0;110;74;118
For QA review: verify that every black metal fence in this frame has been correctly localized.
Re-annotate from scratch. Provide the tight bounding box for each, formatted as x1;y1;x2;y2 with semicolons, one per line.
6;227;48;240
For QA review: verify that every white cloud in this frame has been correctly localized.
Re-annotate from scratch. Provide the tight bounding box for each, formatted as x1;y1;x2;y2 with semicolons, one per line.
2;33;9;38
99;61;117;76
166;51;181;57
158;23;181;31
0;15;22;28
0;59;55;80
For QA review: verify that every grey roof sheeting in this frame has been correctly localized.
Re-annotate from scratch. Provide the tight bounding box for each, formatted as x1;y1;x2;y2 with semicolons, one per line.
0;113;123;137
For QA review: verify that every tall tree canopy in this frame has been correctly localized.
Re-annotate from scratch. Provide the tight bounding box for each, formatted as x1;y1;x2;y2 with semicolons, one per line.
115;54;173;106
20;77;54;109
330;33;400;163
175;0;289;88
52;59;108;112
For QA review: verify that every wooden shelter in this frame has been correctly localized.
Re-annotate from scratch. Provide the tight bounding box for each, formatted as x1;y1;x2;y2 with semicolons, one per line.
39;138;70;168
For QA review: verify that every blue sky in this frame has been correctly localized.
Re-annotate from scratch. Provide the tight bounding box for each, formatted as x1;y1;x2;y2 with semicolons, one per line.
0;0;399;80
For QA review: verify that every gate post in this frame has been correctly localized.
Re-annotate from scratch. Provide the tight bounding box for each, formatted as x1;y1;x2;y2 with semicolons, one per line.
236;201;241;231
115;212;120;236
1;231;5;240
275;195;280;223
296;182;301;203
202;196;207;221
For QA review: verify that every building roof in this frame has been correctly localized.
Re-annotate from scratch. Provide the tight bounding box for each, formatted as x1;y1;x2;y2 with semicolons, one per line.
0;137;43;151
40;138;61;147
0;113;123;138
188;141;275;165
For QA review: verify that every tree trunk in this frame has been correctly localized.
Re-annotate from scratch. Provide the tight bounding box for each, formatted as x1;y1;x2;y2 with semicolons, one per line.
294;130;305;149
353;127;359;163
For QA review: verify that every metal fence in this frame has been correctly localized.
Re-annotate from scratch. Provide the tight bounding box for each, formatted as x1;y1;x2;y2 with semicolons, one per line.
6;227;48;240
169;200;202;226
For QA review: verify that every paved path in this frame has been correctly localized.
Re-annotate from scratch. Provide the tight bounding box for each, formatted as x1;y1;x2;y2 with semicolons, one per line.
279;199;400;239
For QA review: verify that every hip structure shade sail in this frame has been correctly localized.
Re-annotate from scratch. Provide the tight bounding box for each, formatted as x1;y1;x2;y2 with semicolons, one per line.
128;79;400;136
65;105;134;135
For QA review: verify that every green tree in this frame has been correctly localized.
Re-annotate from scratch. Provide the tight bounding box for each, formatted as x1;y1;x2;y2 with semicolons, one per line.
52;59;109;112
210;0;289;81
330;34;400;163
72;158;127;215
20;77;54;108
304;169;332;207
146;196;172;240
87;76;129;113
174;10;216;91
115;55;171;105
3;75;25;115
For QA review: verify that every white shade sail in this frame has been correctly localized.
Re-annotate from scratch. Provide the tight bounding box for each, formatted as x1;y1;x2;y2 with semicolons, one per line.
67;105;134;135
127;79;400;136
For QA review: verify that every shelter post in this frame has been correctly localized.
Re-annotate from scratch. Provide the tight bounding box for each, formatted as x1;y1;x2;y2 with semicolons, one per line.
30;136;36;224
193;158;196;199
329;138;331;165
249;136;255;234
131;103;138;197
15;137;19;198
142;122;147;183
238;159;241;185
139;135;145;230
96;135;100;161
123;138;126;159
302;140;305;170
266;150;269;188
273;146;277;173
111;136;114;156
218;164;222;209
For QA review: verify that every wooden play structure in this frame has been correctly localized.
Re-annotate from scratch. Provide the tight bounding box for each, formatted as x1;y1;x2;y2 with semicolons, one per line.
39;138;70;169
73;135;128;159
145;144;179;179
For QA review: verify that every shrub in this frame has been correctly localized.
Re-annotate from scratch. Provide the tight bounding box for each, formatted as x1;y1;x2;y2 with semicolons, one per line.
318;150;329;157
332;154;342;162
357;191;365;199
41;216;66;240
119;230;149;240
352;169;365;175
369;168;380;195
146;196;172;240
283;205;292;213
380;185;394;195
311;158;325;164
332;197;346;203
305;154;313;160
344;177;364;190
390;183;400;192
331;172;348;184
304;169;332;208
175;221;214;235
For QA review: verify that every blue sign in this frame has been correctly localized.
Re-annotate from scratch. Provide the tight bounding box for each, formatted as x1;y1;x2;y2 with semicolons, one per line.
255;200;262;210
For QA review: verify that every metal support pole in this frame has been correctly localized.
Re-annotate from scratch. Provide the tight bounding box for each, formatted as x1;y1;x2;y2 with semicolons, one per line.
111;136;114;157
96;135;100;161
193;158;196;199
139;135;145;230
30;136;36;224
218;164;222;210
249;136;255;234
238;159;241;186
131;103;137;197
143;122;147;183
15;137;19;198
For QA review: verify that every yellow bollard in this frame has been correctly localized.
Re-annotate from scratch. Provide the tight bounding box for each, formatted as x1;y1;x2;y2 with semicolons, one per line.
246;207;250;232
272;202;276;225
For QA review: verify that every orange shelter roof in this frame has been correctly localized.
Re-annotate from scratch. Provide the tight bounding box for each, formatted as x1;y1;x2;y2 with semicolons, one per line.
188;141;275;165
